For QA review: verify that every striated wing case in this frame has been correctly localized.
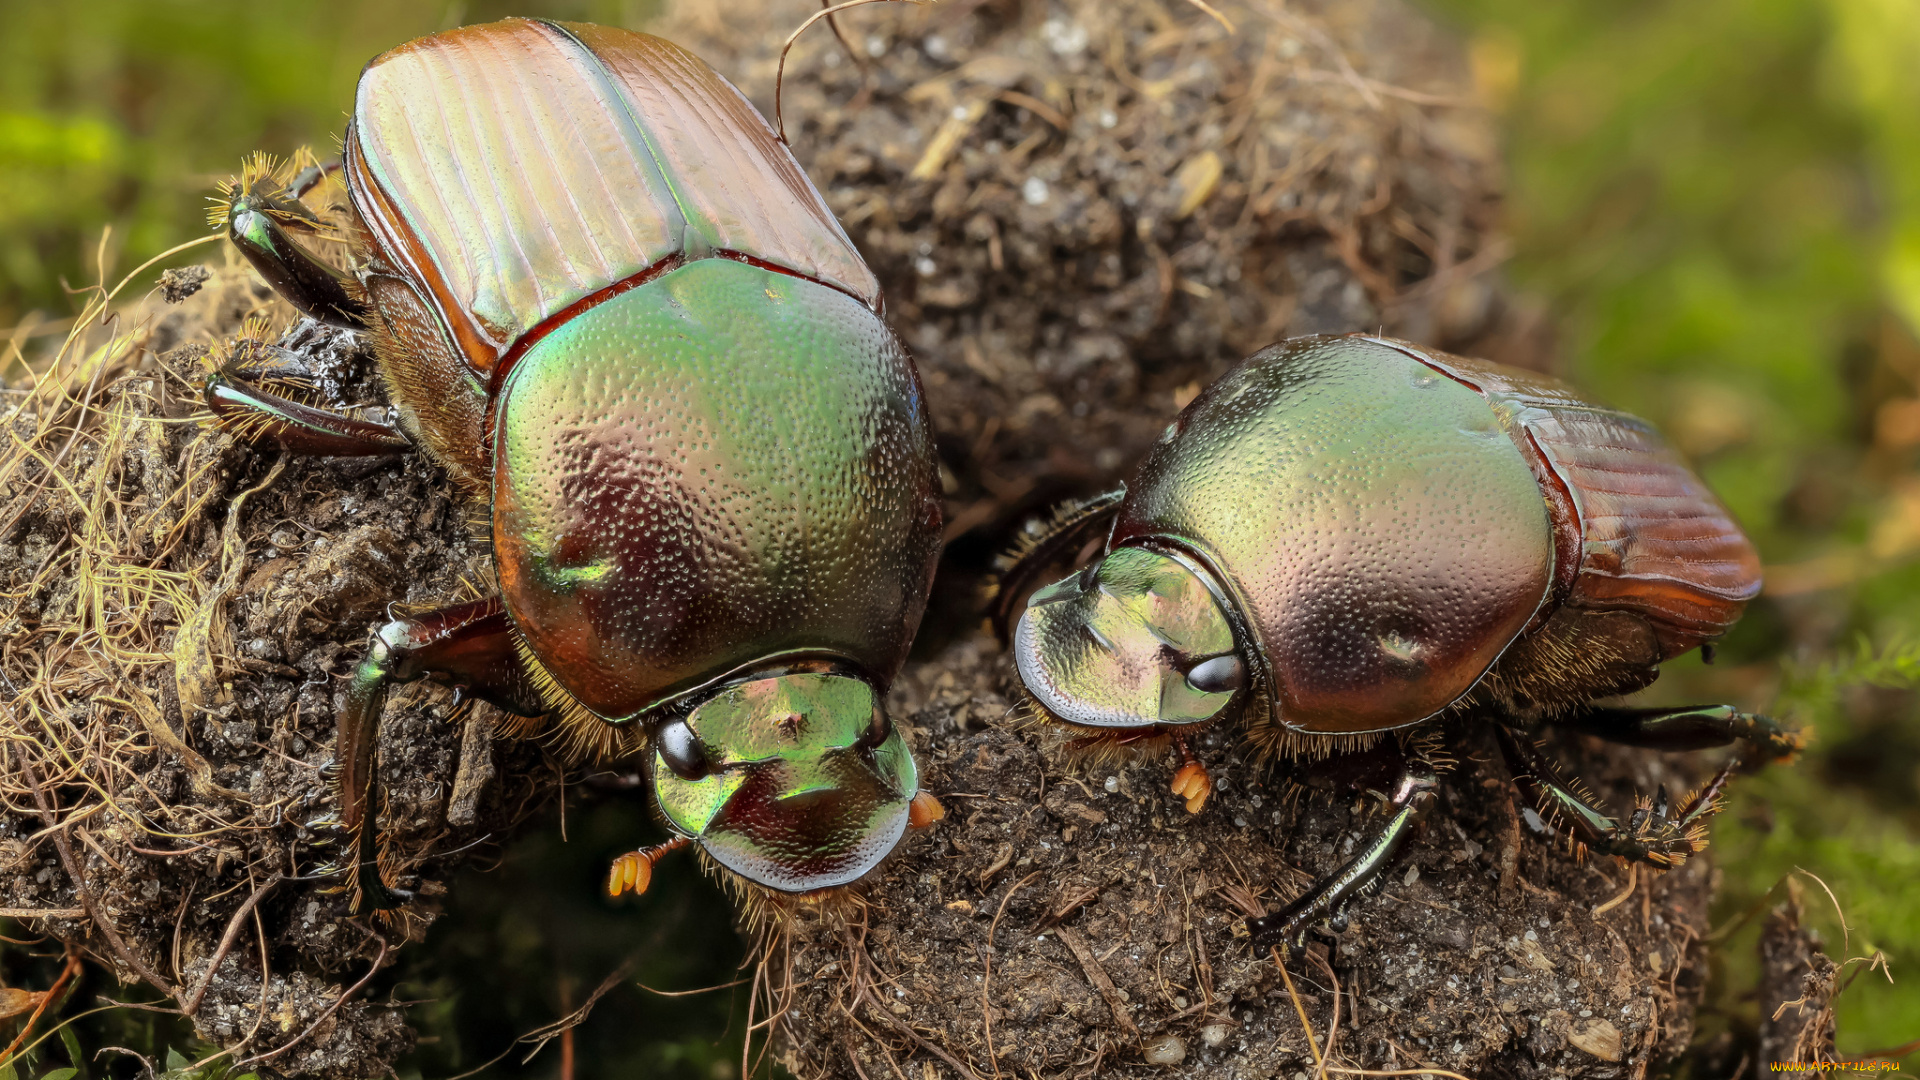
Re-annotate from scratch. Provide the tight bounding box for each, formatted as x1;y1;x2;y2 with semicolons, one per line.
1384;339;1762;660
345;17;878;378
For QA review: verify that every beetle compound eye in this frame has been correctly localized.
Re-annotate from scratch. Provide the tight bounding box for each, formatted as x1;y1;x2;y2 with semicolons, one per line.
855;707;893;752
1079;558;1103;593
1185;653;1246;694
656;718;710;781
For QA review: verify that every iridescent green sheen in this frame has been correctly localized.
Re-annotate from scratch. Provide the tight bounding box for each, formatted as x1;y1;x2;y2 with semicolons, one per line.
653;673;917;892
1111;337;1554;733
491;257;941;721
1015;337;1557;738
217;18;947;901
1014;547;1238;728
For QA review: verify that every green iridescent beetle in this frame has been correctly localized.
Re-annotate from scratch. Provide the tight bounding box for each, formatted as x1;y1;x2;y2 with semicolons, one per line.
993;334;1800;949
203;18;946;910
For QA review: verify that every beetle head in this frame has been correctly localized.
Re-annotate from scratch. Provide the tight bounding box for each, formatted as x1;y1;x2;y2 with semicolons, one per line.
1013;545;1244;729
649;671;917;893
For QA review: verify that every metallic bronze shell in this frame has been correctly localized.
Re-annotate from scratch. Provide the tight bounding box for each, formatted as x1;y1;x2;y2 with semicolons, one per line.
491;258;941;720
1380;341;1762;660
1112;336;1556;734
345;18;878;378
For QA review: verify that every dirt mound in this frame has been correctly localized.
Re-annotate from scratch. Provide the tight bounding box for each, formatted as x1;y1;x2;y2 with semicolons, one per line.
0;1;1714;1077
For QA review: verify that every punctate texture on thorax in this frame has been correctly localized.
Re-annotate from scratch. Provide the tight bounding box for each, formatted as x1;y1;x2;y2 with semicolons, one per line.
1113;336;1555;734
491;258;941;720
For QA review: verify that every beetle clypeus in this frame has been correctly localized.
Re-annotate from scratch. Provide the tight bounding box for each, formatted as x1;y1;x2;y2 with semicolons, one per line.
992;333;1799;949
204;18;946;911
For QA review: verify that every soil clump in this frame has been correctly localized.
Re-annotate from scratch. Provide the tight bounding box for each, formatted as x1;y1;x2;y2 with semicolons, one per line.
0;1;1720;1077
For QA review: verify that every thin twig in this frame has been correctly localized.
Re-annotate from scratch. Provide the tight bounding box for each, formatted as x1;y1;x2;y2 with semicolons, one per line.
776;0;925;142
234;928;388;1069
1055;926;1141;1041
1328;1060;1474;1068
1180;0;1237;34
1306;949;1342;1080
183;873;281;1015
636;977;751;998
1274;947;1322;1073
23;760;178;997
0;949;79;1065
982;871;1041;1076
1592;863;1638;918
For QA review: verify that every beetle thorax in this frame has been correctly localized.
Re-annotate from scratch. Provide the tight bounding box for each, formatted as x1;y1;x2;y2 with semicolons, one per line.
487;258;940;721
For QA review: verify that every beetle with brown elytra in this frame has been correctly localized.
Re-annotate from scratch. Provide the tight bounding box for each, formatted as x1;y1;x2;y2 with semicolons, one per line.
991;333;1800;950
204;17;948;915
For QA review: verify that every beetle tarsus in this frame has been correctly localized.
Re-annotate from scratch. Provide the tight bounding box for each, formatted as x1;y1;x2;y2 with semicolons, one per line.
1245;767;1439;951
1493;724;1728;870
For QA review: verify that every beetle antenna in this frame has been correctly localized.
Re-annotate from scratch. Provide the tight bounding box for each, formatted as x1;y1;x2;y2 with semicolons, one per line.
775;0;923;144
818;0;867;79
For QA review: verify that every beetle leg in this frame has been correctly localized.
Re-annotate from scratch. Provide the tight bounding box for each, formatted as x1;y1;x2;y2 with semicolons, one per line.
322;597;547;912
206;372;411;457
220;169;368;329
1169;733;1212;814
1549;703;1802;763
286;158;343;201
607;835;693;898
987;488;1126;642
1492;724;1730;869
1244;768;1440;951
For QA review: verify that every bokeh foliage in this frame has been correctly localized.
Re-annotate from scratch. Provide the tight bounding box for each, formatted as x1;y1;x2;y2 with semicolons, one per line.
1431;0;1920;1056
2;0;1917;1069
0;0;657;332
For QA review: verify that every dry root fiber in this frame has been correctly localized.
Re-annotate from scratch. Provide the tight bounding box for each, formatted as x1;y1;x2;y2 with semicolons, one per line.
0;0;1715;1077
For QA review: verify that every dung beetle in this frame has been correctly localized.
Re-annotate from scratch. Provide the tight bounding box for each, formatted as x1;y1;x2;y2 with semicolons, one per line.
992;333;1798;949
204;18;946;911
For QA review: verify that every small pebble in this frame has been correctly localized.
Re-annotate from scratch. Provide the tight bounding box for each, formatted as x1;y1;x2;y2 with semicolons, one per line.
1201;1024;1229;1048
1402;864;1419;886
1104;775;1119;793
1142;1033;1185;1065
1023;177;1050;205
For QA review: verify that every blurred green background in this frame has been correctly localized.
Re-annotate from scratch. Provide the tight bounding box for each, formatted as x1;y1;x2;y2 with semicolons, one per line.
2;0;1917;1072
